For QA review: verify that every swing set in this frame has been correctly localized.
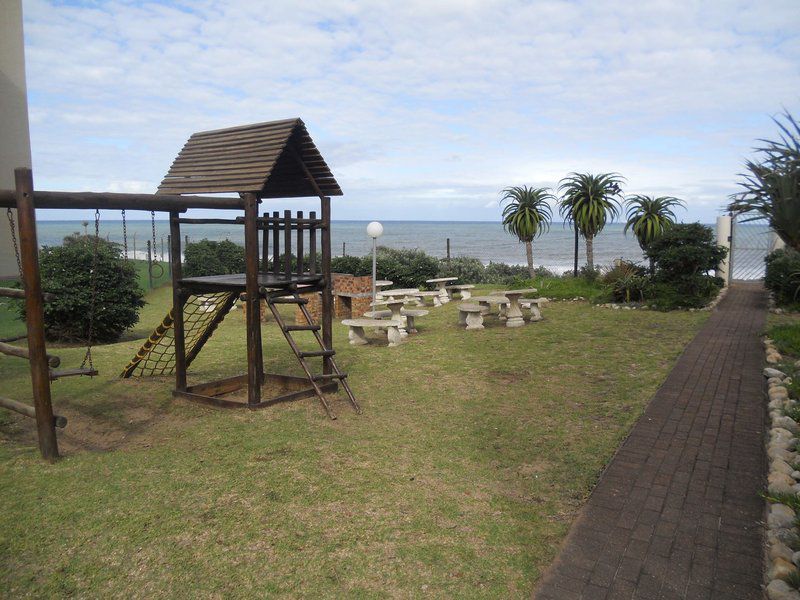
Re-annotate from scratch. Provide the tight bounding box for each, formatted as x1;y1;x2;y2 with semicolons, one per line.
0;118;360;461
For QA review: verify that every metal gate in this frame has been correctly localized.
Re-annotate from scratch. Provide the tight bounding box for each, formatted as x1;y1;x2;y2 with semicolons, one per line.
730;215;772;280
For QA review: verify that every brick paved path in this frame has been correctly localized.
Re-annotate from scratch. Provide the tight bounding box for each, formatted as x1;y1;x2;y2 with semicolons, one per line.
533;283;767;600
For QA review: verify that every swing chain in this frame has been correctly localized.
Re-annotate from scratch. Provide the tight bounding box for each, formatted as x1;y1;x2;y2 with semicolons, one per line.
150;211;158;264
122;209;128;260
81;209;101;371
6;208;22;278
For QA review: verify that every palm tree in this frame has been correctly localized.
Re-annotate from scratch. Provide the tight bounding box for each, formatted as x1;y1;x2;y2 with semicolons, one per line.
728;111;800;251
500;186;555;277
558;173;624;271
624;195;686;271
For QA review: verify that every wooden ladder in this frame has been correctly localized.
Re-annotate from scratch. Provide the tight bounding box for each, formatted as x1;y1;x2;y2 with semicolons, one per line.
266;293;361;420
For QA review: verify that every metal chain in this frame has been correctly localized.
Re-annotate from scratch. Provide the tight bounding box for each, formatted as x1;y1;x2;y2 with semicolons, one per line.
6;208;22;278
150;211;158;264
121;209;128;260
81;209;100;371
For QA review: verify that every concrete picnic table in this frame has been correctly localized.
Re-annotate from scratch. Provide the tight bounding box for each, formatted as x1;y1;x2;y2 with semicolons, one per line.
374;280;393;299
497;288;538;328
471;295;509;318
426;277;458;303
381;288;420;302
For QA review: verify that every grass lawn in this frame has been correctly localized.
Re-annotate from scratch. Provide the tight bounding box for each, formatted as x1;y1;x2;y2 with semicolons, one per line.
0;284;708;597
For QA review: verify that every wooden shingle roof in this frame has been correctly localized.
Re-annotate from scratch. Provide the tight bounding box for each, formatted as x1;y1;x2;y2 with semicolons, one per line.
157;118;342;198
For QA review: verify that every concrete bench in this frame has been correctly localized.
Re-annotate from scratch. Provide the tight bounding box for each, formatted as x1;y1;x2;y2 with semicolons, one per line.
413;291;443;307
520;298;548;322
341;318;403;347
457;303;484;330
401;308;429;333
446;284;476;300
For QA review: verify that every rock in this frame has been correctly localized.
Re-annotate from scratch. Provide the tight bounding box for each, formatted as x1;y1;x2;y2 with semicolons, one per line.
771;377;786;386
774;459;795;474
793;551;800;568
770;472;798;495
769;557;799;581
771;387;790;400
771;541;796;563
775;416;800;434
772;437;797;452
768;352;784;364
772;399;789;411
774;428;796;439
792;470;800;480
767;578;800;600
769;504;797;529
767;367;788;379
769;446;797;462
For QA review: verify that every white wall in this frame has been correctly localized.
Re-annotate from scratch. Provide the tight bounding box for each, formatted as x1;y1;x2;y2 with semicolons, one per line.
0;0;33;279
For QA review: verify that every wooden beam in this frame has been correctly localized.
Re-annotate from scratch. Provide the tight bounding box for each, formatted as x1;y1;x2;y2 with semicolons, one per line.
0;287;55;301
321;196;333;375
169;213;187;392
0;341;60;367
0;189;244;211
14;168;59;461
0;397;67;429
243;193;263;403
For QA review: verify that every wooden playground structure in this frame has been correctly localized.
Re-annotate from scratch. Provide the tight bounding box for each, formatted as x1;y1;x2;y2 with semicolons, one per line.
0;118;359;461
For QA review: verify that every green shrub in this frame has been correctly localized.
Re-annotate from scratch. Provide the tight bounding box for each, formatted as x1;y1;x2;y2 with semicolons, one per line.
27;236;145;343
374;247;439;288
184;239;246;277
437;256;485;283
765;249;800;308
602;261;649;303
483;262;530;286
331;255;369;276
645;223;726;309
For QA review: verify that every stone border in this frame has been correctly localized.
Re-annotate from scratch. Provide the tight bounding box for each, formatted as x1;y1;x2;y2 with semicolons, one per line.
763;337;800;600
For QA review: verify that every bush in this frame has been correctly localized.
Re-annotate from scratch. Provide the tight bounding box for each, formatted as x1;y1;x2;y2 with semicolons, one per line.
374;247;439;288
331;255;369;276
645;223;726;309
483;262;531;286
765;249;800;308
184;239;246;277
437;256;485;283
28;236;145;343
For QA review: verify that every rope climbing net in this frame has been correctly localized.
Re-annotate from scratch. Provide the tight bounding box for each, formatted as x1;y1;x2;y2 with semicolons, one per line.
120;292;237;378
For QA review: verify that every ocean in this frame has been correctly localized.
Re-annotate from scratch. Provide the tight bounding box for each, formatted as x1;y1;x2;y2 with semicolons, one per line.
35;220;650;274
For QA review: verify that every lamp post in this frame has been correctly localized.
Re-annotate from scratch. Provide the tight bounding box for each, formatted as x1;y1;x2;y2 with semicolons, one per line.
366;221;384;306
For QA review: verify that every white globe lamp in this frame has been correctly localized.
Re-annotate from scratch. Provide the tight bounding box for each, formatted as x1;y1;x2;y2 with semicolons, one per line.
366;221;384;304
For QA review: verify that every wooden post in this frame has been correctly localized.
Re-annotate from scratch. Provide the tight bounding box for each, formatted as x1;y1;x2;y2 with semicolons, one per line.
14;168;59;461
243;194;263;405
185;234;189;248
342;241;345;256
166;235;171;276
169;212;187;392
446;238;451;264
321;197;333;374
261;210;269;273
309;211;317;275
296;210;304;274
283;209;292;276
146;240;153;289
272;211;280;277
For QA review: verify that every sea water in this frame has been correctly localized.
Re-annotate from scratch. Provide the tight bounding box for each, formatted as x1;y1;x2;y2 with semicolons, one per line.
35;220;652;273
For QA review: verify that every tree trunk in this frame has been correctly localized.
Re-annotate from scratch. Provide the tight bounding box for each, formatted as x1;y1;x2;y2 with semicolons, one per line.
586;235;594;271
525;240;535;278
573;227;579;277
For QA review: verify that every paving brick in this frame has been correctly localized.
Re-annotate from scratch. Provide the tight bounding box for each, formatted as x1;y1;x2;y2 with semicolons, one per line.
532;284;766;599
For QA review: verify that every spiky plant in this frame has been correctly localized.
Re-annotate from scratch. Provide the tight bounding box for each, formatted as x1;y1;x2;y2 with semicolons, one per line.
500;186;555;277
624;195;686;271
558;173;624;271
728;111;800;252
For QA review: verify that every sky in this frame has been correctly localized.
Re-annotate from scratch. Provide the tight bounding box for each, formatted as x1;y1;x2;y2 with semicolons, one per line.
21;0;800;222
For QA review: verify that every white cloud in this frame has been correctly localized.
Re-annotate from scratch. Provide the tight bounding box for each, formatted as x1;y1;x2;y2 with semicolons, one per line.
20;0;800;222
